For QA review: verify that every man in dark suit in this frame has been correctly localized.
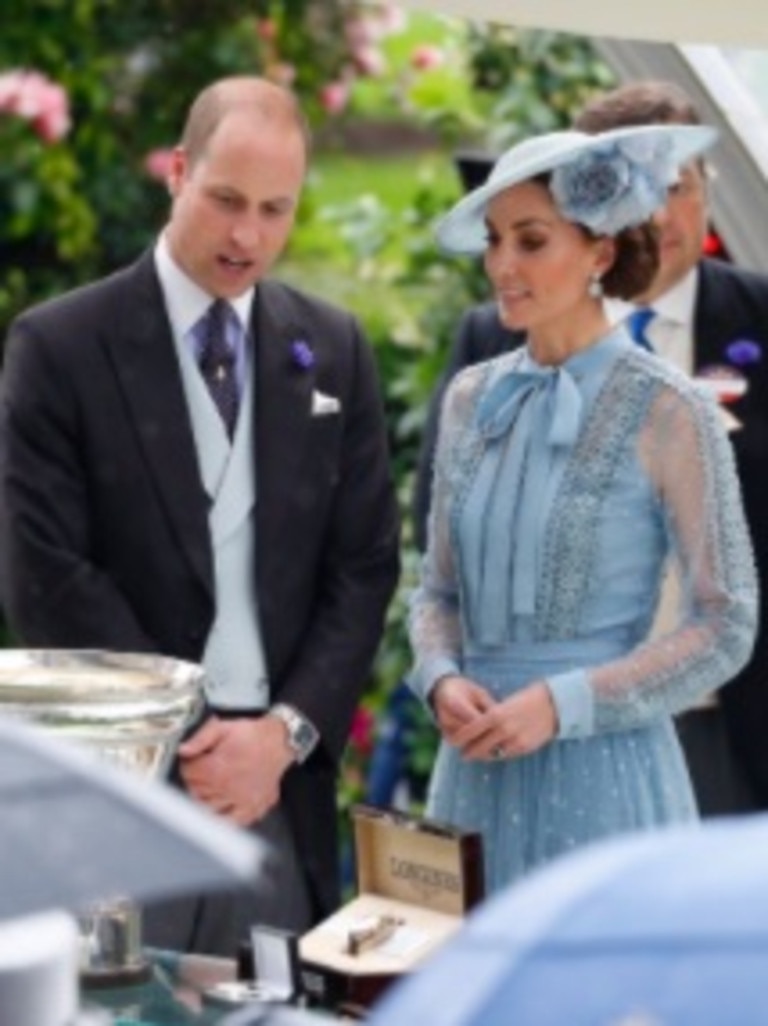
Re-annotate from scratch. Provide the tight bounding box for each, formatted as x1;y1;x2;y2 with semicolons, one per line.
0;76;400;955
415;79;768;815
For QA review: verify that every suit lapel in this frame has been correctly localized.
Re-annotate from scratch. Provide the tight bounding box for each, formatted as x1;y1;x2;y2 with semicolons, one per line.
692;259;768;435
693;260;732;370
105;253;214;594
253;282;316;604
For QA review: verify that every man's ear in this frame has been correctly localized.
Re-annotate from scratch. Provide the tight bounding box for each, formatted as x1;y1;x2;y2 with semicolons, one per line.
167;146;187;197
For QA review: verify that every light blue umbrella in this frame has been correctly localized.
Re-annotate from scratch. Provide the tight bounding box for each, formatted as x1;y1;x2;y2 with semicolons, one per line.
0;715;262;919
368;815;768;1026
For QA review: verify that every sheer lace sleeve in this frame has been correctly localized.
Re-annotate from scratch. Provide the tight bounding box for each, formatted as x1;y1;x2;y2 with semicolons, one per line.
550;383;758;736
407;367;484;701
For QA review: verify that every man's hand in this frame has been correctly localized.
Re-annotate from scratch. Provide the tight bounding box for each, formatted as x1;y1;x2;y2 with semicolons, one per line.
178;715;294;827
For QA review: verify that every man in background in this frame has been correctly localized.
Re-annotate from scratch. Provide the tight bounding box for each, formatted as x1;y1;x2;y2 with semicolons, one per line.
0;75;400;955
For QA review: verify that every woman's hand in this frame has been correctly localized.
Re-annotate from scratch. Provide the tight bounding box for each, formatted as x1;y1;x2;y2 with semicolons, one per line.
452;681;558;761
431;674;496;746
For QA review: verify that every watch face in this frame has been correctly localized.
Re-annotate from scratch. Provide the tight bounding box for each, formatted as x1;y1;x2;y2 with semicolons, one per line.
273;705;317;761
294;720;316;750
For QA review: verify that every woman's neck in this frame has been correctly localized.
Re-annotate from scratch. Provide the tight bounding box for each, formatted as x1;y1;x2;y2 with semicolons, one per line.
526;307;612;366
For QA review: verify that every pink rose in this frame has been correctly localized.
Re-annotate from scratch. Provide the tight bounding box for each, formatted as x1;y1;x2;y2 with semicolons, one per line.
352;45;387;78
411;44;445;71
143;147;175;182
0;69;71;142
376;3;407;34
255;18;278;41
319;81;350;116
344;16;377;48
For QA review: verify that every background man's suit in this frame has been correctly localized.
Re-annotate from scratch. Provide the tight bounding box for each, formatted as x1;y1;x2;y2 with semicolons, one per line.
0;250;400;936
414;258;768;808
687;258;768;808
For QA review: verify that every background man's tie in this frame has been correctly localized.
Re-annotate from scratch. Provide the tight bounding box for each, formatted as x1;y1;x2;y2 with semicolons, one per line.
626;307;656;351
199;299;239;437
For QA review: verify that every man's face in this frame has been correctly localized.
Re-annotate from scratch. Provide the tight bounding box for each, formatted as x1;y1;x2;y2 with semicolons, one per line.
165;110;306;299
643;162;710;301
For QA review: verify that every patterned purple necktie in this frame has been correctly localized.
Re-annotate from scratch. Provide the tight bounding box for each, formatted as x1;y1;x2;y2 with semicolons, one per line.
199;299;239;437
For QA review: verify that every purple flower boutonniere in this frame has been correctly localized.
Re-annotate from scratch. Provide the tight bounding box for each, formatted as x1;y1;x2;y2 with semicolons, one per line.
290;339;315;371
724;338;763;368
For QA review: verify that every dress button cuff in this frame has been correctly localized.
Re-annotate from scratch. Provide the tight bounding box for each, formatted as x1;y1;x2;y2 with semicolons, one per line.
547;669;594;739
407;656;461;705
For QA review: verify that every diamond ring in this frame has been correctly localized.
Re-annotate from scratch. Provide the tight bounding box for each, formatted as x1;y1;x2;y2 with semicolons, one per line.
491;744;505;759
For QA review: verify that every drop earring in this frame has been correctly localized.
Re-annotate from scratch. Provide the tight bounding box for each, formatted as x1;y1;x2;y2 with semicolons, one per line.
587;273;603;299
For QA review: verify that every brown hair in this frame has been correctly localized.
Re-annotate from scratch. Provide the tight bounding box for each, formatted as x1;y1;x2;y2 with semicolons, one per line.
534;171;660;300
179;76;311;167
573;80;701;132
601;222;660;300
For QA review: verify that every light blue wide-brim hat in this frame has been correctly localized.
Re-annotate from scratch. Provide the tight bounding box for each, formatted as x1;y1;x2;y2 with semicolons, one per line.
436;123;718;255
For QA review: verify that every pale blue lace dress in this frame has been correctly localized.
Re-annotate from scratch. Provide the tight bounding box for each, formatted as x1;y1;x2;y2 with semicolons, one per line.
408;328;757;893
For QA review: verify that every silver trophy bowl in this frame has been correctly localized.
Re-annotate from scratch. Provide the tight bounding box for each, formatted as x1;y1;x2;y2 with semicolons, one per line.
0;648;205;986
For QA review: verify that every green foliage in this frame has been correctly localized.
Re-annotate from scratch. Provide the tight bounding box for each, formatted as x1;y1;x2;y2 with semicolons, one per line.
466;25;616;148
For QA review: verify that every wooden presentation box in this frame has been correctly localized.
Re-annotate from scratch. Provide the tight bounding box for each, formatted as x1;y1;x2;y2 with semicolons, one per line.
299;804;484;1017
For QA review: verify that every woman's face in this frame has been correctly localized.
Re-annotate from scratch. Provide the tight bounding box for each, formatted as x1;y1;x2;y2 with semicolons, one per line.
483;180;610;335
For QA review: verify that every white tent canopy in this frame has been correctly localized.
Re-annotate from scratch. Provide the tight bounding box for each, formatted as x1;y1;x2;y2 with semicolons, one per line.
396;0;768;48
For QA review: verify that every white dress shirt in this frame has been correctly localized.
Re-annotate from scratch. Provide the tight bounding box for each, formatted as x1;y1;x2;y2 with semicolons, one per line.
606;267;699;374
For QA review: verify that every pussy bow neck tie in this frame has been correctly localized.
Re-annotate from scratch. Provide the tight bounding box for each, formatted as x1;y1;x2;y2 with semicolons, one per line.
465;362;583;643
476;363;582;447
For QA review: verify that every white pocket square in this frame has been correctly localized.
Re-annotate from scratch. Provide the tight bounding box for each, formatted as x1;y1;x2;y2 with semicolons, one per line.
311;389;341;416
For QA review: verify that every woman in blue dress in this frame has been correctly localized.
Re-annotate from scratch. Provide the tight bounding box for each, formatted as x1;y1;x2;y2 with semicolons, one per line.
408;124;758;894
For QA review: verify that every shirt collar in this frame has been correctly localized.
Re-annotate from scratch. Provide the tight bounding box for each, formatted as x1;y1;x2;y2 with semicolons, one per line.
605;265;699;330
154;233;255;341
650;266;698;328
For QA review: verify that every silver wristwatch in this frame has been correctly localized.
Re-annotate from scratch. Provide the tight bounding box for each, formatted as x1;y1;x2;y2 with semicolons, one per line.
270;703;319;764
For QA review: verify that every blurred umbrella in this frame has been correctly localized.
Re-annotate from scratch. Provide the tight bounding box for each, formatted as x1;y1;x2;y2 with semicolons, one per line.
396;0;767;47
0;716;263;920
368;815;768;1026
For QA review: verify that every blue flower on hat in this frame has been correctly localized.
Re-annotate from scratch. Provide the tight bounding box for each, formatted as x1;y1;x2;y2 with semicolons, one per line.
290;339;314;370
551;136;678;236
725;338;762;367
